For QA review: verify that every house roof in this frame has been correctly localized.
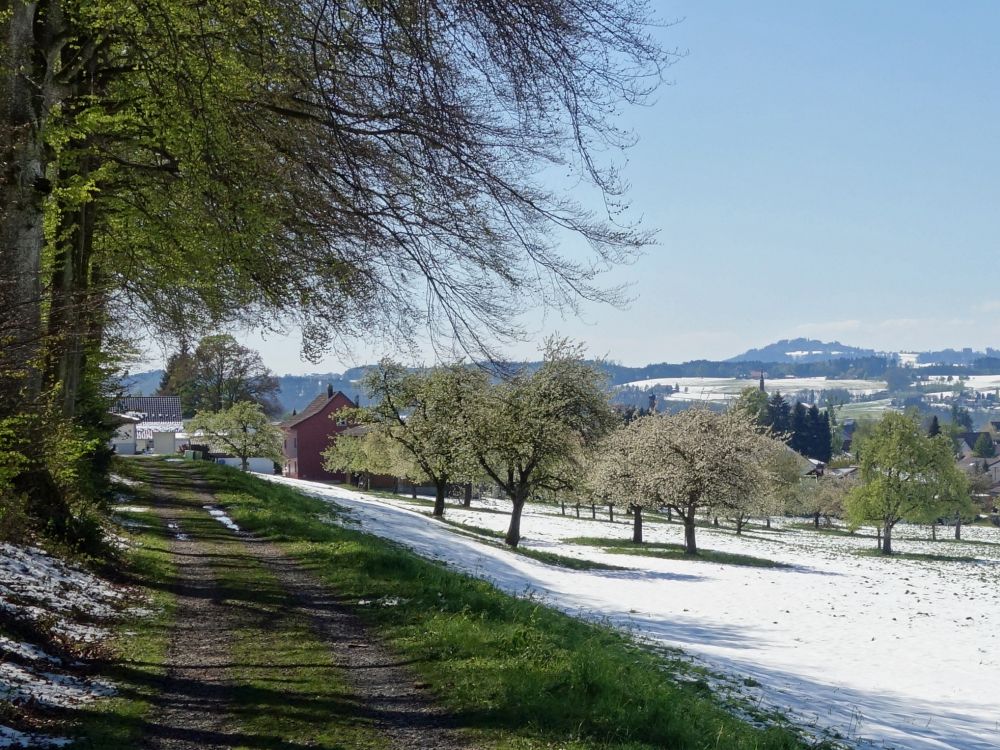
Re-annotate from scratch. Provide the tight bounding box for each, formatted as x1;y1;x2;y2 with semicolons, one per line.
340;424;370;438
282;390;355;429
105;412;142;427
114;396;182;421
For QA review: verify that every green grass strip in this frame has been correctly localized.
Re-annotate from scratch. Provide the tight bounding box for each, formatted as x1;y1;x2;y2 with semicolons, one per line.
188;460;811;750
69;464;175;749
565;537;790;569
435;518;626;571
853;548;978;563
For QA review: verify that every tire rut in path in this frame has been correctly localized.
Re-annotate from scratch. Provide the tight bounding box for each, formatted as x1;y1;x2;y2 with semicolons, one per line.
146;464;470;750
246;534;469;749
144;467;247;750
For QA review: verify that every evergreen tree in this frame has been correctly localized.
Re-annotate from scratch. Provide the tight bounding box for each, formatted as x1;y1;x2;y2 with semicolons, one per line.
927;415;941;437
814;408;833;462
789;402;809;454
766;392;792;436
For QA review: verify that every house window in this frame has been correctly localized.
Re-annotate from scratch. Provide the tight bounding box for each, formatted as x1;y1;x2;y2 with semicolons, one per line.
336;418;347;427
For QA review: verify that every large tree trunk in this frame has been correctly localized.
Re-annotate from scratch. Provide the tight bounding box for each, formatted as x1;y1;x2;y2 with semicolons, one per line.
632;505;642;544
683;516;698;555
432;480;446;517
882;522;893;555
931;523;937;541
955;514;962;540
735;517;744;535
0;2;62;412
505;490;528;547
463;482;472;508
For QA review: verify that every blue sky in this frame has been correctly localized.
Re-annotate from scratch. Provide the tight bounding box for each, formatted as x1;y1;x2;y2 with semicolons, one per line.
233;2;1000;374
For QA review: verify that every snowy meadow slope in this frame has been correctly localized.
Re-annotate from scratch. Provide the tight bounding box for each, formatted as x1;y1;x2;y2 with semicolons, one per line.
267;476;1000;750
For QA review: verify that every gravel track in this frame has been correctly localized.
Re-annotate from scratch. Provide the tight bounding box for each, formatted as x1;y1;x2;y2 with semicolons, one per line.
144;464;469;749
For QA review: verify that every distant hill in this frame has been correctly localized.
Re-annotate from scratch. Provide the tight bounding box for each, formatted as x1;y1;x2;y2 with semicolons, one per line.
120;369;370;415
727;339;878;364
120;369;164;397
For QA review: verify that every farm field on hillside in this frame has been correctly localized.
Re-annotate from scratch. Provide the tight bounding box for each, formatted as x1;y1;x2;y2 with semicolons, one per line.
621;377;887;405
268;476;1000;750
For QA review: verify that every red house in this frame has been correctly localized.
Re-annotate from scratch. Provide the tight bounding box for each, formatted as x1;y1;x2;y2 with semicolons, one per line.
281;386;356;481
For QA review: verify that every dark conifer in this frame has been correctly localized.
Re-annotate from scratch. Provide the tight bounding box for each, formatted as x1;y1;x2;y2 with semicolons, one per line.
928;415;941;437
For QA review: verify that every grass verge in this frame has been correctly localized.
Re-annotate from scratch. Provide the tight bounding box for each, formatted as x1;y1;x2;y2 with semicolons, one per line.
436;518;627;571
188;460;814;750
853;548;978;563
784;522;856;536
68;461;175;749
565;537;790;569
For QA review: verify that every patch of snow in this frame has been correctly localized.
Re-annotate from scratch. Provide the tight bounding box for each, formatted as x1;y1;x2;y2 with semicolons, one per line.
164;458;184;463
0;662;115;707
0;638;60;666
0;544;125;642
108;473;143;487
266;475;1000;750
202;506;240;532
0;724;70;748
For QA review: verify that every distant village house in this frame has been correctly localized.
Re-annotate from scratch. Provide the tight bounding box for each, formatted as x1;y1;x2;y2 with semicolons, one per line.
281;386;355;481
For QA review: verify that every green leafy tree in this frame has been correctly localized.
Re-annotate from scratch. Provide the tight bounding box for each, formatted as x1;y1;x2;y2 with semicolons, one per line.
323;428;413;492
2;0;669;541
884;367;912;393
332;361;484;517
463;341;616;547
845;412;968;555
734;386;769;427
972;432;996;458
164;335;280;418
188;401;283;472
950;404;974;432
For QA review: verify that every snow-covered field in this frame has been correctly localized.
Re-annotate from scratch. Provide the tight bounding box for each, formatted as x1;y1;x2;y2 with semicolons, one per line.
927;375;1000;394
267;476;1000;750
621;377;887;405
1;480;146;747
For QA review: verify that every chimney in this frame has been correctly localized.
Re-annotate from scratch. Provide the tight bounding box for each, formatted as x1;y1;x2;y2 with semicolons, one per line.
327;383;334;398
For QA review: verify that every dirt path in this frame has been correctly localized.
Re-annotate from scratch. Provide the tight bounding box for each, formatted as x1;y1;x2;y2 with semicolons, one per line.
142;466;247;750
144;463;469;750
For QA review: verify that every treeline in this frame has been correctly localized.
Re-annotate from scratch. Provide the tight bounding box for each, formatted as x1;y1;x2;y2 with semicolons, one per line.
581;356;898;386
738;389;834;462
